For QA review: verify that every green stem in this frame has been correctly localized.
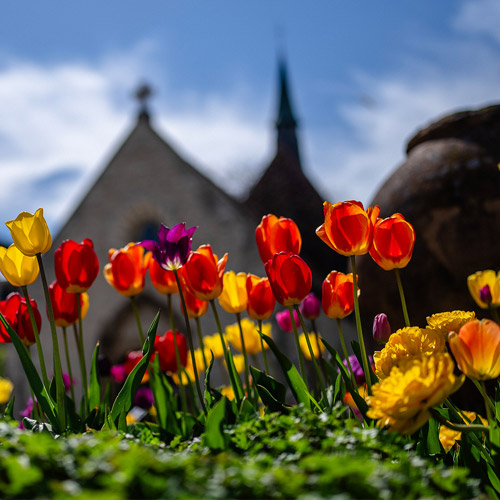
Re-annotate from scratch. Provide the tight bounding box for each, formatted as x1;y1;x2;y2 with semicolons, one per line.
489;304;500;324
21;285;50;389
235;312;251;396
130;296;145;345
336;318;356;387
166;293;189;416
26;347;43;422
480;380;494;423
289;306;307;382
258;319;270;374
73;324;87;412
76;293;89;412
430;407;489;433
294;305;328;406
350;255;372;395
394;268;410;327
36;253;66;430
195;317;208;370
62;327;76;403
210;299;241;407
174;269;207;415
167;293;176;332
471;378;496;414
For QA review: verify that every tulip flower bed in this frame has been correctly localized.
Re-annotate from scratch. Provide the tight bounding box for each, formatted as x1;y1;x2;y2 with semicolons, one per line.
0;203;499;499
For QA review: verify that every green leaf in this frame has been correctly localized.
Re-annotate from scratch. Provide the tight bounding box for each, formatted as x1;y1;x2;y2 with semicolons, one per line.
202;397;229;451
88;342;102;411
250;366;287;403
0;312;59;432
256;384;291;414
204;351;222;409
4;396;15;419
259;332;317;410
224;348;244;405
109;311;159;425
487;463;500;493
322;338;370;421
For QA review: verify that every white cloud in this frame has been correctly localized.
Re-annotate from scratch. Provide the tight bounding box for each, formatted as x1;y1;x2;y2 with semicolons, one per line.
306;0;500;206
453;0;500;43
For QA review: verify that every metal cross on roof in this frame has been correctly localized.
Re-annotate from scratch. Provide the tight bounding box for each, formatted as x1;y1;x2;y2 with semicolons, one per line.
135;83;154;118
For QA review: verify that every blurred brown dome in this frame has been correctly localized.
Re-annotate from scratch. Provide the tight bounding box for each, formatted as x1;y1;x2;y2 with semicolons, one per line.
357;104;500;349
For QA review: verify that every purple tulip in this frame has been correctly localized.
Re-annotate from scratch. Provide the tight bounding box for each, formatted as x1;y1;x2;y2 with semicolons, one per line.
343;354;374;386
133;386;154;410
276;309;300;332
141;223;197;271
372;313;391;344
300;293;321;320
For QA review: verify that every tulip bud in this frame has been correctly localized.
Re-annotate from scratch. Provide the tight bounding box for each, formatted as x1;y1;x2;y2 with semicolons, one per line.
276;309;299;333
373;313;391;344
300;293;321;320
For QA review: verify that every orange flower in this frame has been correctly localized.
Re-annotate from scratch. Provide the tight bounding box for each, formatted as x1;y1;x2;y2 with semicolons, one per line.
369;213;415;271
322;271;358;319
246;274;275;320
448;319;500;380
181;244;228;301
149;258;178;295
316;200;380;256
255;214;301;264
103;243;151;297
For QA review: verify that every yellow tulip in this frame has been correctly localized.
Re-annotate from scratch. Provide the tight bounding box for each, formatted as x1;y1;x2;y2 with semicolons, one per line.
0;244;39;287
218;271;248;314
5;208;52;256
299;332;324;360
225;317;271;355
467;270;500;309
0;377;13;404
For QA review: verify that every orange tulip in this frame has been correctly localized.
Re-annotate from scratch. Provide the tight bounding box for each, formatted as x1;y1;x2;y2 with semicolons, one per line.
103;243;151;297
149;258;178;295
246;274;276;320
316;200;380;256
181;244;228;301
255;214;302;264
369;213;415;271
322;271;359;319
448;319;500;380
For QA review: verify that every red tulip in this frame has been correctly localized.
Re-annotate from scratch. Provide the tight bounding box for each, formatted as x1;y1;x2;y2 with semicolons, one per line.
246;274;275;320
182;288;208;319
55;238;99;293
322;271;358;319
255;214;302;264
0;292;41;346
149;258;179;295
316;200;380;256
154;330;188;373
180;244;228;301
264;252;312;306
49;281;89;328
369;213;415;271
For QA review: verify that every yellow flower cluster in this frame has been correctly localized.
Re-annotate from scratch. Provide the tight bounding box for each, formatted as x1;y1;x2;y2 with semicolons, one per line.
426;310;475;338
373;326;446;379
367;353;464;435
225;318;271;355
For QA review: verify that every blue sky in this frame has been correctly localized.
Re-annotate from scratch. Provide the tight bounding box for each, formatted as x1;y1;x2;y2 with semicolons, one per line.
0;0;499;241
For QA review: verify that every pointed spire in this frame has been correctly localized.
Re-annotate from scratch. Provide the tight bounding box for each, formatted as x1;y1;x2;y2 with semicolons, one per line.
276;59;301;165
